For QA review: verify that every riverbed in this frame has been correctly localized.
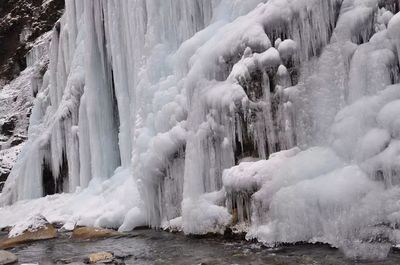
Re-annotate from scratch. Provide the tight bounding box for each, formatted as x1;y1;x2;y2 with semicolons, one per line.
4;229;400;265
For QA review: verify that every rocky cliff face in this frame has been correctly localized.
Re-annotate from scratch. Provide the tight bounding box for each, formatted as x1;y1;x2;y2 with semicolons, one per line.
0;0;64;83
0;0;64;191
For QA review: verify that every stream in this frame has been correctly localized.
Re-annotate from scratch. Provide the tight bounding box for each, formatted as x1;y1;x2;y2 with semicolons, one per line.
4;229;400;265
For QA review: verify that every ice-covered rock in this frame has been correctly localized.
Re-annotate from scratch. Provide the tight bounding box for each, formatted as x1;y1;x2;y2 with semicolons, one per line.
8;214;50;238
0;214;56;249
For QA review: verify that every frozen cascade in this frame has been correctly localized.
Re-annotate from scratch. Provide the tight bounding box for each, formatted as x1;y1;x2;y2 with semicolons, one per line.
0;0;400;259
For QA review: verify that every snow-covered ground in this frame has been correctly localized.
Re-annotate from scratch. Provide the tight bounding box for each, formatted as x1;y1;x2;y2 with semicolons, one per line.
0;167;144;232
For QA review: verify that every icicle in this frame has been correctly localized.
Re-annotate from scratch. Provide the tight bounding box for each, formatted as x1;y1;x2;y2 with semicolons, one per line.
83;0;121;180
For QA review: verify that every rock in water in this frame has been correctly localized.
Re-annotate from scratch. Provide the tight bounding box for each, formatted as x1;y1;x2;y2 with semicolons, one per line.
0;250;17;264
87;252;113;263
71;227;120;240
0;215;56;249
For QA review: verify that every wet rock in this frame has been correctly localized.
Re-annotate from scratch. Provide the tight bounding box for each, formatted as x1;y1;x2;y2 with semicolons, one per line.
85;252;113;264
223;227;246;241
0;215;57;249
71;227;120;241
0;224;57;249
0;250;17;265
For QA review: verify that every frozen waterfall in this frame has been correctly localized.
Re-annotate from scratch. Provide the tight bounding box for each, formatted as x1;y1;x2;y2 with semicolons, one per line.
1;0;400;259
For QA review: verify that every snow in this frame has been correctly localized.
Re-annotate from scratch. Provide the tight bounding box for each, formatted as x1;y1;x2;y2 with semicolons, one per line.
0;168;145;231
228;47;281;82
162;216;183;232
119;207;147;233
182;197;231;235
248;166;381;245
277;39;297;62
9;214;49;238
223;148;300;194
0;0;400;260
0;146;22;176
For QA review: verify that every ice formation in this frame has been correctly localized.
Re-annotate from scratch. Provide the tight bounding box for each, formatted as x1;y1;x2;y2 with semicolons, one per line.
0;0;400;259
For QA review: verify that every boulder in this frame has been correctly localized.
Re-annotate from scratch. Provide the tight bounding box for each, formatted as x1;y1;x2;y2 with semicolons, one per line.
71;227;120;241
0;250;17;264
0;215;57;249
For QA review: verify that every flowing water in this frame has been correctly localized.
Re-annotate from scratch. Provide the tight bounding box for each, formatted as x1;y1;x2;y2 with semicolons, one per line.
4;229;400;265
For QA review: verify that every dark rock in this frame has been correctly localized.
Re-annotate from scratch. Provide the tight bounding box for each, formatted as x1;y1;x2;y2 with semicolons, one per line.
9;136;25;147
0;169;10;191
223;227;246;241
0;171;8;183
0;117;16;136
0;181;5;193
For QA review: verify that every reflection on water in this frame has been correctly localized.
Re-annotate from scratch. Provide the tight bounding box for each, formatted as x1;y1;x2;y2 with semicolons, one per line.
5;229;400;264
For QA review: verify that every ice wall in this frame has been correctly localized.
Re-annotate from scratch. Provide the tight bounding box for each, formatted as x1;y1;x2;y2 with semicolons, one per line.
1;0;400;259
1;0;266;214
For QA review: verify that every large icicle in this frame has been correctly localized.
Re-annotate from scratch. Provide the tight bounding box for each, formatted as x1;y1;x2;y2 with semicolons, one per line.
83;0;121;181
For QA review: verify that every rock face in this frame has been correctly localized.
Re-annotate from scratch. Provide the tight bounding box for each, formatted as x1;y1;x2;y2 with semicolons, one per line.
0;48;44;193
0;250;17;265
0;0;64;82
0;0;64;192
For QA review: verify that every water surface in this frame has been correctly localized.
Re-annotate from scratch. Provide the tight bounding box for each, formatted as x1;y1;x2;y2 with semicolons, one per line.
4;229;400;264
